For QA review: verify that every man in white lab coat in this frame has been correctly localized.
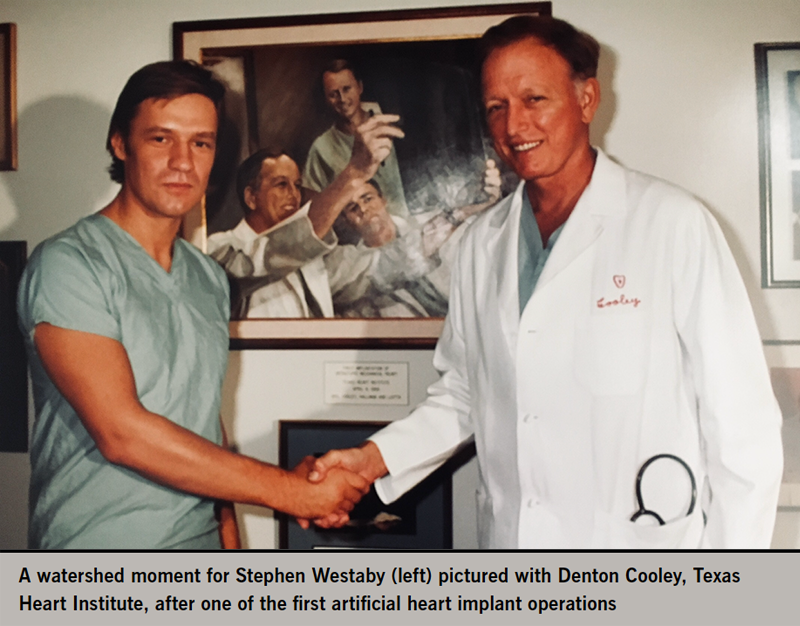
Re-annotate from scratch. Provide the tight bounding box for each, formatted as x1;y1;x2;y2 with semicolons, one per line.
309;16;783;548
207;110;405;319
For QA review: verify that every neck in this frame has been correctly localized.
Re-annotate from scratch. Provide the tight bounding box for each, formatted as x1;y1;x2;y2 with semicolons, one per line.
244;211;273;235
100;190;181;272
526;146;597;245
335;107;368;135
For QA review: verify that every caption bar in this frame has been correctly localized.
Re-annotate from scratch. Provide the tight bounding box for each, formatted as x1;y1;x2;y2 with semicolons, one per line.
1;551;794;625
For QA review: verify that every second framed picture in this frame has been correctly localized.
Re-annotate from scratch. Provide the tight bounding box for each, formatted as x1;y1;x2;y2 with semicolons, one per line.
756;42;800;287
278;420;452;550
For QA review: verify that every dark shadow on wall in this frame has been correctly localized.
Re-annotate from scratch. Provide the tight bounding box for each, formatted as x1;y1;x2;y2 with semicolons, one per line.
0;97;113;550
0;97;114;244
591;44;618;151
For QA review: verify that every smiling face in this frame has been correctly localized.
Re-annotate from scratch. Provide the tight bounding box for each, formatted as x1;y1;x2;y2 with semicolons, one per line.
482;37;599;185
343;181;396;248
244;155;302;232
322;69;364;124
110;93;218;221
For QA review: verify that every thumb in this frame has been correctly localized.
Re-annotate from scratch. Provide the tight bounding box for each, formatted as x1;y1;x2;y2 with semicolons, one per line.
308;450;340;482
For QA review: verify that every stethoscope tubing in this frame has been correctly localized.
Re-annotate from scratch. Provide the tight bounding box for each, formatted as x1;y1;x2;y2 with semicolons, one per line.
630;453;697;525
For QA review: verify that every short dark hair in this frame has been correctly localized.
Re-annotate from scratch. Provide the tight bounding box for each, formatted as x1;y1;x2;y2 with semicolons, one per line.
321;59;361;84
235;147;289;212
334;178;384;244
479;15;600;80
106;60;226;184
363;178;382;197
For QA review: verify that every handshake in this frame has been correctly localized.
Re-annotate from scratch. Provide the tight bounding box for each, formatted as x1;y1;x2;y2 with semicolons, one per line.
286;441;388;529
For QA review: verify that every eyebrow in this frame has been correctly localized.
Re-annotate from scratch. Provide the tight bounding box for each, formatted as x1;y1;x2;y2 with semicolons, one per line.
140;126;217;139
267;175;301;185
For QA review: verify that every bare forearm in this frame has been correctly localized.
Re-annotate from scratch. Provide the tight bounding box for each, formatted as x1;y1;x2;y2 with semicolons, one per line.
34;324;369;521
307;165;368;238
307;114;404;238
100;406;300;512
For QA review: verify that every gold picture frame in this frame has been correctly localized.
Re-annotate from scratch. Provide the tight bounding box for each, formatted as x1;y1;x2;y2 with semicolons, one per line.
0;23;17;171
173;3;551;348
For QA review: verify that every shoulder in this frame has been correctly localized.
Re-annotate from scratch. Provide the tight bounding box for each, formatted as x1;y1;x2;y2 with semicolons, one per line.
207;222;246;253
599;154;707;222
26;215;115;282
593;155;725;261
307;126;337;155
17;216;125;337
624;169;718;249
177;238;229;290
583;152;713;244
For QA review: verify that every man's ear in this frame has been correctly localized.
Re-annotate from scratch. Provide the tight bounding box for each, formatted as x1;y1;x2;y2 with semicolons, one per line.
110;132;127;162
577;77;601;125
243;186;257;212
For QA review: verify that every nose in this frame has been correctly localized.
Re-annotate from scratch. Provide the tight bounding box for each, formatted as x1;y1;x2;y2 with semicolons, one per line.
505;100;529;138
290;182;301;204
169;140;193;172
351;203;367;220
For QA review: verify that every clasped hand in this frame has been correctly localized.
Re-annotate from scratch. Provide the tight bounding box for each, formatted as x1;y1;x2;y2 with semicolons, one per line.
288;456;369;529
294;441;389;529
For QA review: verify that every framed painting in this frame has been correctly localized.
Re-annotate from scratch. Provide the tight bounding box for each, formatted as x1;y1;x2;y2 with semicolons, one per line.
0;241;27;452
173;3;551;348
0;23;17;171
756;42;800;287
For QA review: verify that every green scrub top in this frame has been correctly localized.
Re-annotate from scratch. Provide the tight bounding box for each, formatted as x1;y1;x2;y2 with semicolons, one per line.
518;190;565;317
303;120;410;219
18;214;230;549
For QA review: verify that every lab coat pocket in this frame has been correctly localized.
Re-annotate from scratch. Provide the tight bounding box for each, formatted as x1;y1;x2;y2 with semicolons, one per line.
595;509;705;549
576;314;647;396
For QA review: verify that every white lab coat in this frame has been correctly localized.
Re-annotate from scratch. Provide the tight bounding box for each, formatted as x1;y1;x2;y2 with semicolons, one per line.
207;204;335;318
371;150;783;549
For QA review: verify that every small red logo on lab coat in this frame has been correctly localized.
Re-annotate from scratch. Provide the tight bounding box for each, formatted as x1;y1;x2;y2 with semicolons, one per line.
613;275;626;289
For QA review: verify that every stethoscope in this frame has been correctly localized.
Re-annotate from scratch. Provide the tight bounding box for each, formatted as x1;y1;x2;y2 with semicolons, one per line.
630;454;697;526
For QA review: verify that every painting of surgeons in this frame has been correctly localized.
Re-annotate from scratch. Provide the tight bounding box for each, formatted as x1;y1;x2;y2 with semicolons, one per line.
200;39;515;320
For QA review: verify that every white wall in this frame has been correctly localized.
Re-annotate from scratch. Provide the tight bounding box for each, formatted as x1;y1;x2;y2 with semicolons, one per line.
1;0;799;549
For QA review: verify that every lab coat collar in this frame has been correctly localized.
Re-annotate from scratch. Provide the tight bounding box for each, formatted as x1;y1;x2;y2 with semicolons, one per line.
232;202;313;242
489;183;524;359
494;148;626;358
535;149;624;289
230;216;259;242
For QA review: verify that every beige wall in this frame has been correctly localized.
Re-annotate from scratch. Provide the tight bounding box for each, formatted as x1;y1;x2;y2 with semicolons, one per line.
1;0;799;548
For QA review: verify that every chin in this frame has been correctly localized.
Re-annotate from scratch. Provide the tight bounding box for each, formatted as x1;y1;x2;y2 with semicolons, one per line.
511;161;558;183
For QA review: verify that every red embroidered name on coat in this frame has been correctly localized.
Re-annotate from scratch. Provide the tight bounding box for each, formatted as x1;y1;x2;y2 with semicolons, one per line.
596;294;641;309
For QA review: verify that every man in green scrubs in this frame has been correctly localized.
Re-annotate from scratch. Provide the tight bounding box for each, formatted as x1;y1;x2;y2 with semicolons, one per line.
17;61;373;548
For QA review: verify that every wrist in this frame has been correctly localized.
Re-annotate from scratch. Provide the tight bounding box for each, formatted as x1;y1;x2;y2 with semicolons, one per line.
441;208;463;227
340;162;374;188
263;465;303;515
360;440;389;482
